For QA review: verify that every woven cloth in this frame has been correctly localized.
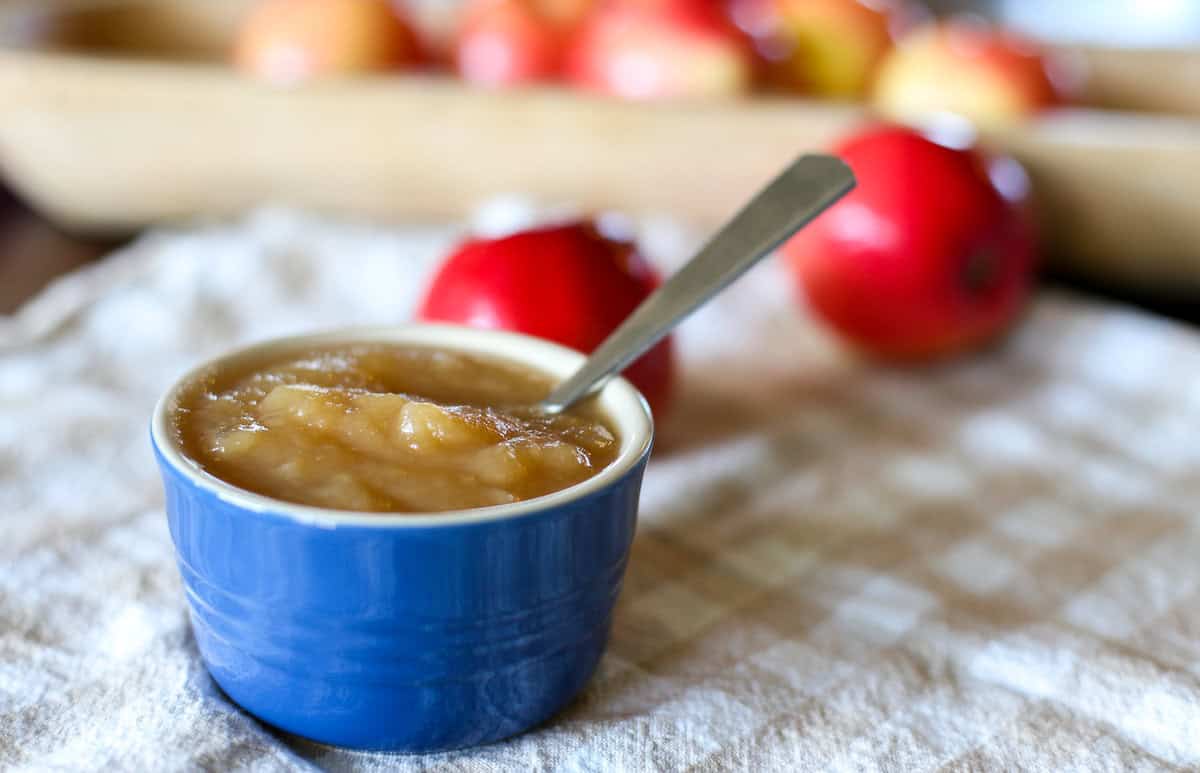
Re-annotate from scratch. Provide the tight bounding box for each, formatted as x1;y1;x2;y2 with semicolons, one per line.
3;209;1200;771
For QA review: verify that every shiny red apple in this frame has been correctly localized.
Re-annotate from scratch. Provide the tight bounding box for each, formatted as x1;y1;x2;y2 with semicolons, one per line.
566;0;756;100
417;222;675;415
455;0;594;86
783;125;1038;360
234;0;420;82
873;20;1066;126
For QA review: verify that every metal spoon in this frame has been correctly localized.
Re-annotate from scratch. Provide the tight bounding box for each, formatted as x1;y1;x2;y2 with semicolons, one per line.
540;153;856;415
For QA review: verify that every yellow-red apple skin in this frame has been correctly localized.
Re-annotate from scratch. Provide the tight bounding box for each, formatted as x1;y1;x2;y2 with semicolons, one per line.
234;0;421;82
873;21;1064;126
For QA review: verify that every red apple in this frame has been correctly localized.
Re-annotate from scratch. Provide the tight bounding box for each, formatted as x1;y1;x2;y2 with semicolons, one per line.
733;0;908;99
455;0;593;86
417;222;675;416
873;20;1065;126
233;0;420;82
566;0;756;100
782;125;1037;360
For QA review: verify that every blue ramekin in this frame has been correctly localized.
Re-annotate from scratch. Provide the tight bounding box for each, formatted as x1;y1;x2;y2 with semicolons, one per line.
150;325;653;753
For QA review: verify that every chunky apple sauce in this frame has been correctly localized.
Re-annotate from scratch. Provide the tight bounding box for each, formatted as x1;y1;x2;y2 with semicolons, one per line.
172;345;619;513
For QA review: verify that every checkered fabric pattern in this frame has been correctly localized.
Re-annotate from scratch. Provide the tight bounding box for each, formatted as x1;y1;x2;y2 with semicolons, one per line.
2;210;1199;771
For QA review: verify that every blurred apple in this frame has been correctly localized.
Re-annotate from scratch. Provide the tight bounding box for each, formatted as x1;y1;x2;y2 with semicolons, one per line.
456;0;593;86
873;20;1065;126
417;221;675;416
405;0;461;64
234;0;420;82
733;0;908;99
783;125;1037;360
566;0;755;100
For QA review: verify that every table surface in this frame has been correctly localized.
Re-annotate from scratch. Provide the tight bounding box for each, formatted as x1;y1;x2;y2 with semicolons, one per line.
5;212;1200;770
0;184;1195;325
0;186;114;314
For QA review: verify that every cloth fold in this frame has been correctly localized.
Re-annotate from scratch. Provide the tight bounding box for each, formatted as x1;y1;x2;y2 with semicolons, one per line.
2;209;1200;771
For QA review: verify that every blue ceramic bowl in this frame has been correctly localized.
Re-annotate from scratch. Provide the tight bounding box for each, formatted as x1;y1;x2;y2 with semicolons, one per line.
151;325;653;753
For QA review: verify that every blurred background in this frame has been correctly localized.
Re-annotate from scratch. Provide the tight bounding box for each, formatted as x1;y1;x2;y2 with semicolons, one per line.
0;0;1197;328
927;0;1200;46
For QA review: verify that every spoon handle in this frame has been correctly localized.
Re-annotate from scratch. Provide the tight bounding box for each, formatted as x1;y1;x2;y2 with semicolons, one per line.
541;153;856;415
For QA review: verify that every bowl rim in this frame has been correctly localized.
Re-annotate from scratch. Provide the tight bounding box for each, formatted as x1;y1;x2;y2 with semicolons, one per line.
150;323;654;529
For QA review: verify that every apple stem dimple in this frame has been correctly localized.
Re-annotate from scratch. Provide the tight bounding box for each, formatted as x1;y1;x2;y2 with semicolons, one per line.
963;246;999;294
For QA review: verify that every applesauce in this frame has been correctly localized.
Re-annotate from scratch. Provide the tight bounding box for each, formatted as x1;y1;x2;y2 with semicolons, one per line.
171;344;619;513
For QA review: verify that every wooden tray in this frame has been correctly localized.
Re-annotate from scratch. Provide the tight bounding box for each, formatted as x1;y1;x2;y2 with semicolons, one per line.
0;0;1197;295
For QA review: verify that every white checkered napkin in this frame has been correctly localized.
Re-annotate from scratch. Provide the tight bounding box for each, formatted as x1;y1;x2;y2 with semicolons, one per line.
3;209;1200;772
297;286;1200;771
